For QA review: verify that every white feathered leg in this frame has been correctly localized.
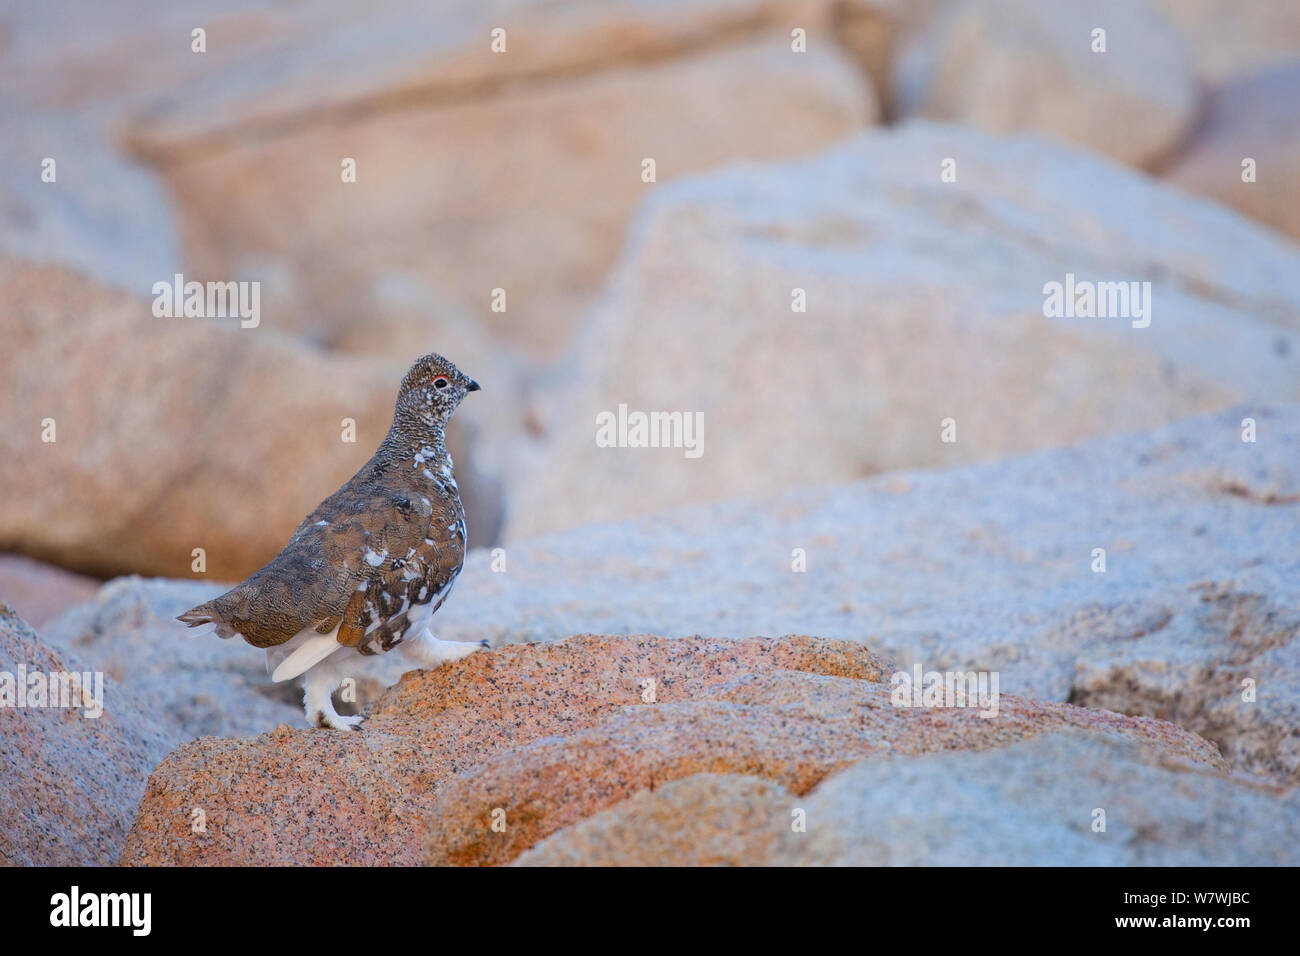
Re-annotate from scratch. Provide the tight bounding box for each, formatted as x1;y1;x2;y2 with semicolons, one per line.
303;665;363;731
403;627;489;668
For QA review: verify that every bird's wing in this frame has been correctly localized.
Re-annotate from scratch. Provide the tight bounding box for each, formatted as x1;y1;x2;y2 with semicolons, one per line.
175;514;356;648
330;487;468;655
178;486;466;654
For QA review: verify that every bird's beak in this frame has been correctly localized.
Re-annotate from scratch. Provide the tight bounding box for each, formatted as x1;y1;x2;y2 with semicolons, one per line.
466;379;481;392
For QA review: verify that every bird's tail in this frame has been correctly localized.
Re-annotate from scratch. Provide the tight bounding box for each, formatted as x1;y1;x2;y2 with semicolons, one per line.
177;603;240;639
177;606;213;627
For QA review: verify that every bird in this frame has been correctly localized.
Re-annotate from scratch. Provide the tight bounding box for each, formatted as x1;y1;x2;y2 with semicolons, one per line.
177;352;486;730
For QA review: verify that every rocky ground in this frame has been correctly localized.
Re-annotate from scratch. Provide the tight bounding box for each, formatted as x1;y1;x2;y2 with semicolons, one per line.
0;604;176;865
117;633;1276;867
2;408;1296;865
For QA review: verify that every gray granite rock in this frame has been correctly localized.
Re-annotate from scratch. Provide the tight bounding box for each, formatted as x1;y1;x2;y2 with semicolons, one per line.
509;123;1300;540
517;731;1300;865
0;603;177;865
446;404;1300;784
779;732;1300;865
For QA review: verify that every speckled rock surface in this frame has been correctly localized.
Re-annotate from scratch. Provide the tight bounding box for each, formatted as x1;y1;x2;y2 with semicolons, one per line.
513;773;793;866
773;732;1300;865
423;668;1223;866
1067;582;1300;787
0;602;176;865
118;633;1222;866
518;733;1300;866
438;406;1300;786
118;634;890;865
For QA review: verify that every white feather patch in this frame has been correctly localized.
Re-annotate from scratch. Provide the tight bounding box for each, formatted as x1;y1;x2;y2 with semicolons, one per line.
271;629;345;683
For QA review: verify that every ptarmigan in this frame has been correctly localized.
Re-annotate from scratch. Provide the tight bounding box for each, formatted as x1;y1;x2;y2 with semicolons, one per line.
178;352;485;730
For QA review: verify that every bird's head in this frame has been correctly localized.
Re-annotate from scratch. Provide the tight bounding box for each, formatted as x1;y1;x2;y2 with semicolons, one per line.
395;352;480;429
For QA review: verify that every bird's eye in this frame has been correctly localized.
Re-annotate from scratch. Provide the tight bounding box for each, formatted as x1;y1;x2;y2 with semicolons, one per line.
433;377;449;389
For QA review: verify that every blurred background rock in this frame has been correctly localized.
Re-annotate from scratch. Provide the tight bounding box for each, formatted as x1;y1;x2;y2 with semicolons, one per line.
2;0;1298;586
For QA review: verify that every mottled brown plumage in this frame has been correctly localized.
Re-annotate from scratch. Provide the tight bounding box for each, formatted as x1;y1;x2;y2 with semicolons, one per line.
177;352;482;728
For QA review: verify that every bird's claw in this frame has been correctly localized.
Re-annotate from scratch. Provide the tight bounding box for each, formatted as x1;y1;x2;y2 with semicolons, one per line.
315;712;365;731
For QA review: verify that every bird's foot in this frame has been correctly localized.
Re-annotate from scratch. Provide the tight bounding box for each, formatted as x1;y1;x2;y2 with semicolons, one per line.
314;710;364;731
404;631;489;668
304;670;363;731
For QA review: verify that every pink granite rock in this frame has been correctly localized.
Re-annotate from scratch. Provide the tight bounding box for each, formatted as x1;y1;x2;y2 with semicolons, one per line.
117;633;1223;866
